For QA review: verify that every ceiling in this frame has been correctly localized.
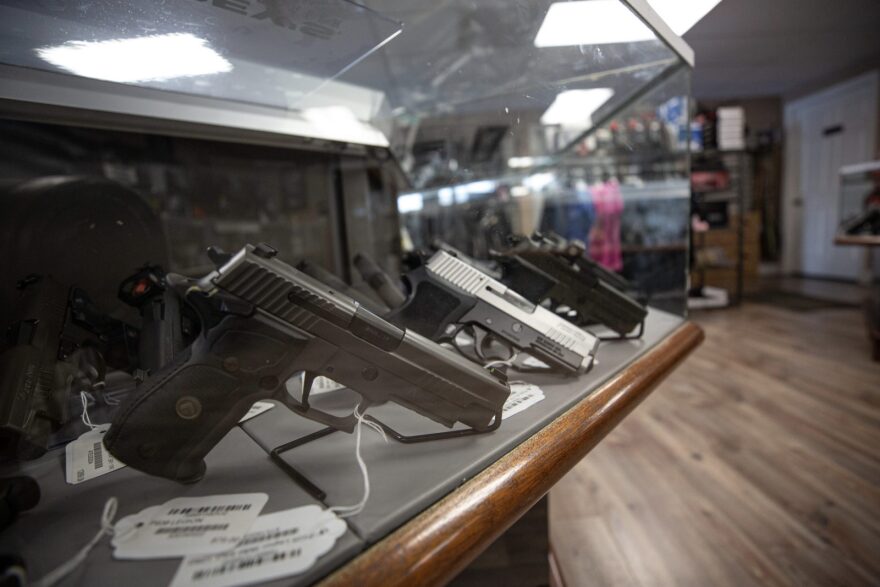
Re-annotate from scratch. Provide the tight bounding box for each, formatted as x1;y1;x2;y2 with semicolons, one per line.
684;0;880;99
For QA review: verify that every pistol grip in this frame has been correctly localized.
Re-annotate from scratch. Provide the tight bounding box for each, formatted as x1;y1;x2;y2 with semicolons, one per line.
104;315;308;482
388;267;475;340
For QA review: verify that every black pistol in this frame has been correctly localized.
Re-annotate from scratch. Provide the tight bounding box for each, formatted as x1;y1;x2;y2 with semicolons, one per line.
0;276;73;460
0;275;139;460
104;244;510;483
492;236;647;336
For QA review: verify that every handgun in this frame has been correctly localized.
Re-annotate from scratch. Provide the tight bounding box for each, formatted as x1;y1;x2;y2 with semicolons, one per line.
295;259;390;316
0;276;72;460
118;265;190;374
104;243;510;483
0;275;138;460
386;250;600;375
494;239;647;336
533;232;633;293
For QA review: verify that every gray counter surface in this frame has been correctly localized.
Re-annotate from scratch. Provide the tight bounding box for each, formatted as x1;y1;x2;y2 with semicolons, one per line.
240;309;683;543
0;427;364;586
0;309;682;586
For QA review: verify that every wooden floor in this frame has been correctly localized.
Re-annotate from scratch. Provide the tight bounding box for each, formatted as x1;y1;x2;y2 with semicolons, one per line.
549;301;880;586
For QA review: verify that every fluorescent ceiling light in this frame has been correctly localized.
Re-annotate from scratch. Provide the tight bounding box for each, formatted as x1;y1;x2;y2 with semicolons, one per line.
508;157;536;169
36;33;232;83
524;173;556;192
463;180;497;195
647;0;722;35
541;88;614;127
397;193;424;214
534;1;654;47
438;188;455;206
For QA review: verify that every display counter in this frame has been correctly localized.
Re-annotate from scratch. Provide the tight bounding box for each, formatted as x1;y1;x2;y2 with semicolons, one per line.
0;2;700;584
0;310;701;586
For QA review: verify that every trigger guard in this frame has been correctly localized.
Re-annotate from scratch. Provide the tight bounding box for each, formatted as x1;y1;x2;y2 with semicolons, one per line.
469;326;514;363
275;372;371;434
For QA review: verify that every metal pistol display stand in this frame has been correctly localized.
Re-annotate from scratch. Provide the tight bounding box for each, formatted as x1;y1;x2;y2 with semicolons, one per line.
269;372;503;501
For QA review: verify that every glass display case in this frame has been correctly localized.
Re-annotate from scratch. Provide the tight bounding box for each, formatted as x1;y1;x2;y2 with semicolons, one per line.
0;0;693;307
0;2;696;586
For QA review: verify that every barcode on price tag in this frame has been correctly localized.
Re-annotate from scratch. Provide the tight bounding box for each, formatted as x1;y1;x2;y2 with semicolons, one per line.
112;494;268;560
65;425;126;485
170;506;346;587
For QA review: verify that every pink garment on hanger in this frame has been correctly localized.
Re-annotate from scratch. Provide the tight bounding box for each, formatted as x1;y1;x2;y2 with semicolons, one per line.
588;180;624;271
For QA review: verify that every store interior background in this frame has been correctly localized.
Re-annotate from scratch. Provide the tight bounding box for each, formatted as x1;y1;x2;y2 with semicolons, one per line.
546;1;880;586
0;1;877;585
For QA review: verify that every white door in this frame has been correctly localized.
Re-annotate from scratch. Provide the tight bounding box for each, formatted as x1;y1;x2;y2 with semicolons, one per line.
783;71;878;279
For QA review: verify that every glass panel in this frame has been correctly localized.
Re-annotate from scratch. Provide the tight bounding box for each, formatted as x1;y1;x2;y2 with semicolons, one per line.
340;0;683;186
0;118;401;331
0;0;402;108
0;0;691;462
1;1;685;179
398;65;692;315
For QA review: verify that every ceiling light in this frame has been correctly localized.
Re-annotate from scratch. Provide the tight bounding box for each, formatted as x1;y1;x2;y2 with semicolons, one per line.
36;33;232;83
534;1;654;47
524;173;556;192
541;88;615;127
508;157;536;169
397;193;424;214
463;180;497;195
438;188;455;206
647;0;722;35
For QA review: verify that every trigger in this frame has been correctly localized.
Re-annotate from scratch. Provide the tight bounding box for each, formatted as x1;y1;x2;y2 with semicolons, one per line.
472;327;492;361
473;328;514;362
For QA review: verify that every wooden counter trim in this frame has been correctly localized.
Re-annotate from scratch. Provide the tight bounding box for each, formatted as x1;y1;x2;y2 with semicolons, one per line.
318;321;705;587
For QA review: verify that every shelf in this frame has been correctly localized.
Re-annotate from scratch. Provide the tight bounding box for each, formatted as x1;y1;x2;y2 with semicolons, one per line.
834;234;880;247
622;243;688;254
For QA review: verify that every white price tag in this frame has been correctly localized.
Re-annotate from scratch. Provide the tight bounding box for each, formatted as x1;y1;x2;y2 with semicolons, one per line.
238;401;275;424
112;494;268;560
169;506;346;587
65;425;126;485
502;383;545;419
